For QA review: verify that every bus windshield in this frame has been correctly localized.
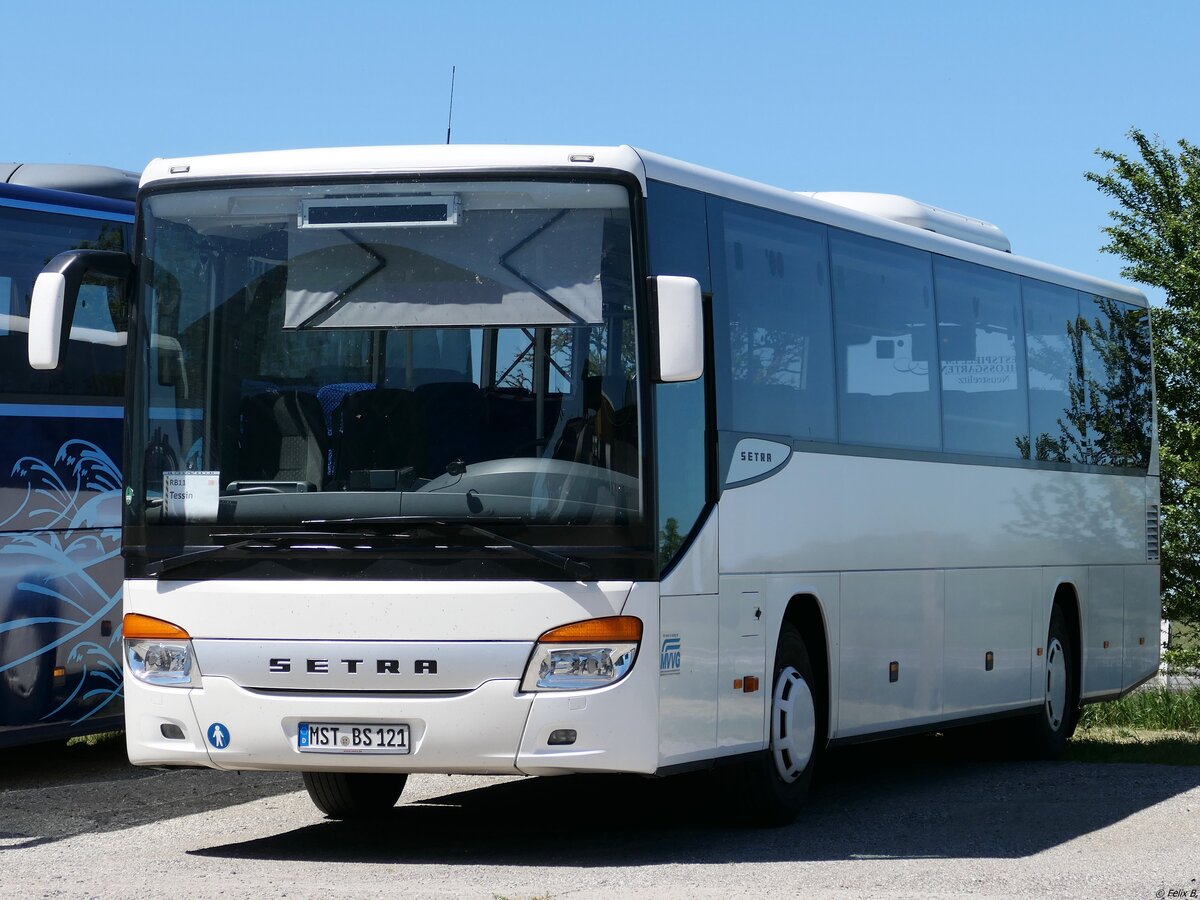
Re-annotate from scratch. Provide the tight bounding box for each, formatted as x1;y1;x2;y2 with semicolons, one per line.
130;179;644;545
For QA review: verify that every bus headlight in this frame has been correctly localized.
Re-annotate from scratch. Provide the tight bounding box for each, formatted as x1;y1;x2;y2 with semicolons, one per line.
123;613;202;688
520;616;641;692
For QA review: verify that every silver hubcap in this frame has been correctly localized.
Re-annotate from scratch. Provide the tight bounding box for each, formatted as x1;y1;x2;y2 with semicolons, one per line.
1045;638;1067;731
772;666;816;782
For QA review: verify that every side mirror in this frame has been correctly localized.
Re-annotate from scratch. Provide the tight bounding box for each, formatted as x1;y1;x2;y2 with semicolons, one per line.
28;273;68;369
653;275;704;383
28;250;133;370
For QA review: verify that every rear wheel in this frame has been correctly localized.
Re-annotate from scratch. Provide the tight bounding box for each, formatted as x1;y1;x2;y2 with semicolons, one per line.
722;623;820;826
1022;606;1079;758
301;771;408;819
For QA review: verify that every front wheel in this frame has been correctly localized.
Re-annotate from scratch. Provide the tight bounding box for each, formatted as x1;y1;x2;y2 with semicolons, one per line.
722;623;820;826
0;600;54;726
301;771;408;819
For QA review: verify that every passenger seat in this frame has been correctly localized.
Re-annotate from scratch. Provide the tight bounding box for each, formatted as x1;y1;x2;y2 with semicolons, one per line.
239;391;328;490
334;388;427;487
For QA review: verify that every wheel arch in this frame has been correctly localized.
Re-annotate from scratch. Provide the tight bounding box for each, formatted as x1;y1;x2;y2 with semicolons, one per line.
780;594;830;747
1051;581;1083;706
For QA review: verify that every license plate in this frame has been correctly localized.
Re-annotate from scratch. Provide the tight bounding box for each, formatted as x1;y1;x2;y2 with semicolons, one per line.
297;722;410;754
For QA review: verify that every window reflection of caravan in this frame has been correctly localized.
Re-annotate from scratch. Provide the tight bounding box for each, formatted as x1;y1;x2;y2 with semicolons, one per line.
0;163;135;746
31;147;1158;823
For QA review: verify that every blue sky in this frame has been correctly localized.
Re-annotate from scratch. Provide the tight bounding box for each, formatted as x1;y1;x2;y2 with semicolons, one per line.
4;0;1197;301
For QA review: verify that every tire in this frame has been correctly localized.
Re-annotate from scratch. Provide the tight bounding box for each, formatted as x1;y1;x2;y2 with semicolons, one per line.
1022;606;1079;759
722;622;821;826
301;771;408;819
0;604;54;726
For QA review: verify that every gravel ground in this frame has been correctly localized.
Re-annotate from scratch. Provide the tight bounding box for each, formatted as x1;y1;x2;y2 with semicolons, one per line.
1;736;1198;899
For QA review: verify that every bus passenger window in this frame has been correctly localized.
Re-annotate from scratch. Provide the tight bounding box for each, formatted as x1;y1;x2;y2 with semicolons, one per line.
831;231;939;451
1078;294;1154;468
1022;279;1079;462
711;201;836;442
934;257;1027;458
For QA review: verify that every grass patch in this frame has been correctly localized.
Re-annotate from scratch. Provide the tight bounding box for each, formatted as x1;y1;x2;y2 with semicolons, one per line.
1078;686;1200;732
65;730;124;748
1068;727;1200;765
1068;685;1200;765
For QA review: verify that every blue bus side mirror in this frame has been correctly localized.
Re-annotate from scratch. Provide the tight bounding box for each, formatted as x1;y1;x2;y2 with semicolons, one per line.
29;250;133;370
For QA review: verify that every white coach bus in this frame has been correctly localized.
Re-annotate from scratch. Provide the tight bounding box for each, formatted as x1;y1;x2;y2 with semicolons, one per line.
29;146;1159;824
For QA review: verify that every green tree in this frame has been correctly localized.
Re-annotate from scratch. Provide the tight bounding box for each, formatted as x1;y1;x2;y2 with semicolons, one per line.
1087;128;1200;627
658;516;684;565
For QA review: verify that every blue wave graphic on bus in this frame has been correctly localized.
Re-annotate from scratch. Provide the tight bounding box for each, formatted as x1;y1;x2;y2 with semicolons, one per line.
0;439;123;726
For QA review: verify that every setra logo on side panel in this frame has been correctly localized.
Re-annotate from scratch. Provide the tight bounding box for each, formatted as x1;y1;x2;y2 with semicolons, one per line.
660;634;681;675
725;438;792;487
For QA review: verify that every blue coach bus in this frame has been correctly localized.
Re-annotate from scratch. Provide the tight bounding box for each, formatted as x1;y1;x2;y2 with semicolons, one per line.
0;163;135;747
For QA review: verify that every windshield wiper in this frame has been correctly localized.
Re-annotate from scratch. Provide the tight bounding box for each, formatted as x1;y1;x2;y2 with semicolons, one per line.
141;530;412;576
458;522;591;580
145;521;593;580
303;516;592;580
143;538;259;576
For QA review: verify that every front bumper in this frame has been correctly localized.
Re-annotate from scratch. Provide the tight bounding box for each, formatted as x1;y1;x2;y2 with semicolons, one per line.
122;578;661;776
124;661;658;776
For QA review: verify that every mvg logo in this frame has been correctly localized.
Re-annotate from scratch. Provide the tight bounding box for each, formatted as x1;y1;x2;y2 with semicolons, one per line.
660;634;681;675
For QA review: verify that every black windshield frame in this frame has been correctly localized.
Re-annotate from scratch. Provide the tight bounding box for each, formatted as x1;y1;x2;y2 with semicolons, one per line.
124;169;659;582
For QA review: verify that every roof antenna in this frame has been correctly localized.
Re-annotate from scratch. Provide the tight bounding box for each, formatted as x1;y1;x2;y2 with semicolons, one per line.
445;66;457;144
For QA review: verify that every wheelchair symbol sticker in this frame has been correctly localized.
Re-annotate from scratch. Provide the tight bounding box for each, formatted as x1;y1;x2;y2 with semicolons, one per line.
207;723;230;749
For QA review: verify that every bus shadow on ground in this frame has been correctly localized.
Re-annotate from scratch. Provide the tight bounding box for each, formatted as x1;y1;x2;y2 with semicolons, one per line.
191;734;1200;866
0;737;299;850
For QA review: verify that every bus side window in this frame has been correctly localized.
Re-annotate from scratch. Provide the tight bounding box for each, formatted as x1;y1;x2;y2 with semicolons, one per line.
646;181;714;567
831;231;940;451
0;275;12;326
934;257;1027;458
711;201;836;442
65;279;126;398
646;181;711;292
1022;279;1079;462
1077;294;1154;468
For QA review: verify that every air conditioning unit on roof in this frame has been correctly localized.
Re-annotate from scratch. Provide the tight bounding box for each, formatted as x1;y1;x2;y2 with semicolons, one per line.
800;191;1011;253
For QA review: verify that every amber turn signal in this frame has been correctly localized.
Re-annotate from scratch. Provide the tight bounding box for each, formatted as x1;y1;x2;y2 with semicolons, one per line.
536;616;643;644
123;613;191;641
